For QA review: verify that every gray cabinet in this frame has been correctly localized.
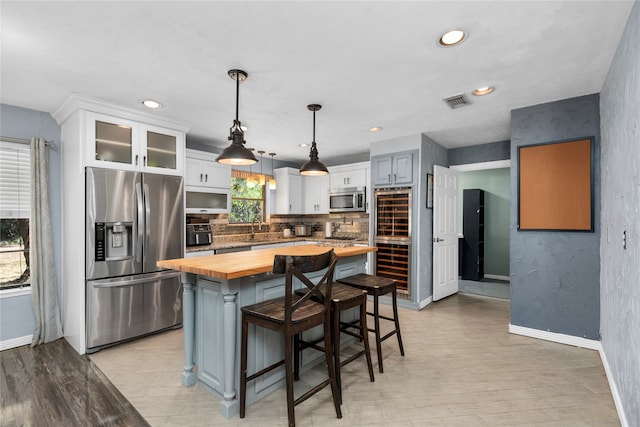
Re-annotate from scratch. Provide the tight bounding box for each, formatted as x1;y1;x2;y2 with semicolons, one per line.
196;278;225;396
372;152;414;186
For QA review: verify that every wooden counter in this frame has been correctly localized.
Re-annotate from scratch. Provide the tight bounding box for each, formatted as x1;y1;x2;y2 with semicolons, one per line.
158;244;376;280
157;244;375;419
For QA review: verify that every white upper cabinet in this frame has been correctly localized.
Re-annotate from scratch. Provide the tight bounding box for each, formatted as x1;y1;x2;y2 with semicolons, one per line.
185;149;231;189
86;111;185;175
274;167;303;214
328;161;369;189
303;174;330;214
329;168;367;189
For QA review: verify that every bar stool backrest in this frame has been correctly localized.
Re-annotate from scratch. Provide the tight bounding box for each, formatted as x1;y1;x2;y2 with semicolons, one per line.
272;249;337;325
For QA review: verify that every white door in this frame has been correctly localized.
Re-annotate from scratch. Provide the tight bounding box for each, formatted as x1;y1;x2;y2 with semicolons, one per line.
432;165;459;301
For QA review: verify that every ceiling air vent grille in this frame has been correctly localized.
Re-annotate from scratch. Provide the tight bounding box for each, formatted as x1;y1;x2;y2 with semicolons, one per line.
443;94;471;109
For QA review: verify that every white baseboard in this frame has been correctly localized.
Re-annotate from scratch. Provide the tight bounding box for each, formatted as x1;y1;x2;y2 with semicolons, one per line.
419;296;433;309
484;274;510;282
0;334;32;351
598;343;629;427
509;325;627;426
508;324;599;350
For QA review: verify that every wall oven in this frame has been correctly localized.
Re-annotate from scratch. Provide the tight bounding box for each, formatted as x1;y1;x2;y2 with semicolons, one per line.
329;187;366;212
373;187;411;297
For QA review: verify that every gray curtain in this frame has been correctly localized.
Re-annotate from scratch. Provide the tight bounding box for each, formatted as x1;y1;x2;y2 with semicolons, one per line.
30;137;62;345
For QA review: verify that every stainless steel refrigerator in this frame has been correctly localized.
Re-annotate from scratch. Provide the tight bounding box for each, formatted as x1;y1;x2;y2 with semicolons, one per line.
85;167;184;352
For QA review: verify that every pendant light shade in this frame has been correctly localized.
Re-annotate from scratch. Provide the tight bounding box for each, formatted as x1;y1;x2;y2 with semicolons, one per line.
269;153;277;189
300;104;328;176
216;69;257;165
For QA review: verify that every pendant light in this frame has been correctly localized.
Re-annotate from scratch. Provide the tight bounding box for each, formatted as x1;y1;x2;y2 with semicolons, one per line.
269;153;277;190
216;69;257;165
299;104;329;176
258;150;266;186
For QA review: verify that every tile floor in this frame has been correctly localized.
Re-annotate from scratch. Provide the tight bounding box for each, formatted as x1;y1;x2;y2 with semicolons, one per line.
90;293;620;426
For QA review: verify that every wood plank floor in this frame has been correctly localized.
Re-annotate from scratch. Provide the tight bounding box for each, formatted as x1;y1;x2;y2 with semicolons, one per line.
0;338;148;427
90;293;620;426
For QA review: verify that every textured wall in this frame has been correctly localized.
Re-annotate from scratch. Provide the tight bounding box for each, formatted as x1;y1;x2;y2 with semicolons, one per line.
418;134;448;302
510;94;601;339
459;168;510;276
448;140;510;166
0;104;61;342
599;2;640;425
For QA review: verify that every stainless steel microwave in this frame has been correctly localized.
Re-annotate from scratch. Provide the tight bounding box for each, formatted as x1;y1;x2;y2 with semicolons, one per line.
329;187;366;212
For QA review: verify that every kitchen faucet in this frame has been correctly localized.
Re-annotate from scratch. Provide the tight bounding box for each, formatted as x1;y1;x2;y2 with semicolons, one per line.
250;218;262;239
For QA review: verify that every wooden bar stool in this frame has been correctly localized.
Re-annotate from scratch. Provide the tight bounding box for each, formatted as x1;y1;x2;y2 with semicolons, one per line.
294;283;375;404
239;250;341;427
337;273;405;373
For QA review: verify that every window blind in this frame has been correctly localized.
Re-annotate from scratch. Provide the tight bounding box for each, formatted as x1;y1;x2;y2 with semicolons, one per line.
0;141;30;218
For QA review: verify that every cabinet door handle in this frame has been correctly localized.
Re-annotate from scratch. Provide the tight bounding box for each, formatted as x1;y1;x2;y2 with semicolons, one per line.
200;173;203;182
135;154;139;166
393;173;397;182
205;174;208;183
143;156;147;167
387;174;391;183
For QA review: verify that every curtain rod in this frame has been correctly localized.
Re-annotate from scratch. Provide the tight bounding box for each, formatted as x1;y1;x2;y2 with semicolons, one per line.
0;136;54;147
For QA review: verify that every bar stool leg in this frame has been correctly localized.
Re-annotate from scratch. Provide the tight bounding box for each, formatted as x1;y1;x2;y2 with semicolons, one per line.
373;293;384;373
239;318;248;418
285;334;295;427
333;303;343;404
392;288;405;356
293;334;301;381
360;301;375;382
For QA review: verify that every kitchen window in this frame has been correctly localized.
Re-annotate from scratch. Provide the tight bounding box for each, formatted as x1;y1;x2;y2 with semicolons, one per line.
0;141;31;291
230;170;265;224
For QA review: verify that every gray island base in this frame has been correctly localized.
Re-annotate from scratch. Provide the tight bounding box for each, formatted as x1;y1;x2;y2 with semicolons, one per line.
157;245;375;418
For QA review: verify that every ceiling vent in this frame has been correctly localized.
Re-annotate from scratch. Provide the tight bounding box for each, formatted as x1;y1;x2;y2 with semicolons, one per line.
443;94;471;109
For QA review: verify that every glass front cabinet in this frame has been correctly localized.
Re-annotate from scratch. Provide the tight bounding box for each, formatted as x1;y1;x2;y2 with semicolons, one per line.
86;112;184;175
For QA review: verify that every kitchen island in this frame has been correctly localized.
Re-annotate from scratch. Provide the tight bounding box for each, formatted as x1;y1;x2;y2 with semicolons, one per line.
157;244;376;418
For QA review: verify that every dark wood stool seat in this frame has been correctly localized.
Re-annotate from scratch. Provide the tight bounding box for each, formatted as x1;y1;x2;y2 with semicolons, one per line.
239;250;342;427
294;283;375;403
337;273;405;373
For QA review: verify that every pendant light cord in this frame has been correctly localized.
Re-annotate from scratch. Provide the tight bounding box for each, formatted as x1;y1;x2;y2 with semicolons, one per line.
312;109;316;143
235;75;240;124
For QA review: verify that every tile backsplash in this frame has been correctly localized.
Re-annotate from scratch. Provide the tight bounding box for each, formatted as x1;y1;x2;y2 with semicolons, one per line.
187;213;369;241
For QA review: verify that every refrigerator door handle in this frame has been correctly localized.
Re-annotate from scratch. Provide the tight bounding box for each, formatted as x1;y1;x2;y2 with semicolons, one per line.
135;181;144;262
144;181;151;262
89;271;182;288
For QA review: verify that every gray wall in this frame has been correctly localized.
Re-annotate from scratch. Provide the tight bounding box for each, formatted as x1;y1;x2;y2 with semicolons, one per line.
599;1;640;425
459;168;510;277
418;134;448;302
510;94;601;340
0;104;61;343
448;140;510;166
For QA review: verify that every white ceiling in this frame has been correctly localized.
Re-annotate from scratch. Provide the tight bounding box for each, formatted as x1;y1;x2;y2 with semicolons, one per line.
1;1;634;165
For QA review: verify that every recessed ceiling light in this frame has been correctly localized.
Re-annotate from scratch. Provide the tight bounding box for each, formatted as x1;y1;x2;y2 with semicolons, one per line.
368;126;383;132
473;86;494;96
140;99;162;109
438;30;466;47
298;143;310;148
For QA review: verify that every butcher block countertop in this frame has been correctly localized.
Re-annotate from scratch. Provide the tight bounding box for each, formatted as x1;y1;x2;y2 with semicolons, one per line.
157;244;376;280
